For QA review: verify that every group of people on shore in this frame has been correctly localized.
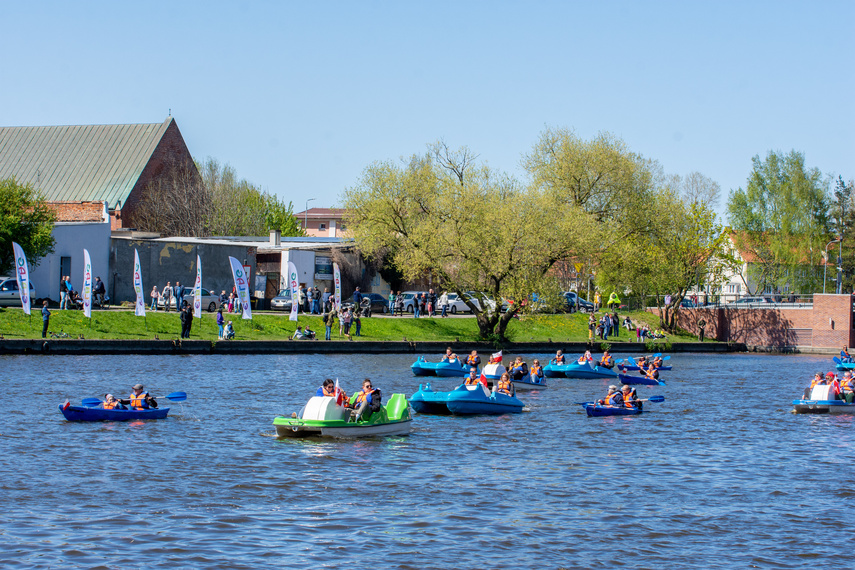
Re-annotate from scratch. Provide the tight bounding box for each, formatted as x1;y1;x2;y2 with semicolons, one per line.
57;275;106;310
388;289;453;318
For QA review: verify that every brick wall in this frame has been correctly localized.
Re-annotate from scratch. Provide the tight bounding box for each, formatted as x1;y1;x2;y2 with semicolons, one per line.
117;119;199;229
653;294;855;349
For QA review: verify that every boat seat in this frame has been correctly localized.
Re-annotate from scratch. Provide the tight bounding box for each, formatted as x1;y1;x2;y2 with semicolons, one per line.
302;396;347;421
810;385;835;401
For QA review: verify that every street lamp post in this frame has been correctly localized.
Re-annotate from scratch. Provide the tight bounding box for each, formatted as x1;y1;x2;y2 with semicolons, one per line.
823;237;842;294
304;198;316;233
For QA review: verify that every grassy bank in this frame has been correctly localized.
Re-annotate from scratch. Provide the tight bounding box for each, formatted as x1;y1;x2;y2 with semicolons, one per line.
0;307;703;345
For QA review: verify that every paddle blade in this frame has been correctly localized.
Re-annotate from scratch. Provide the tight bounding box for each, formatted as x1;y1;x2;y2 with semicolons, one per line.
662;355;671;361
653;353;662;358
627;356;637;366
81;398;102;407
833;357;843;365
649;395;665;403
165;391;187;402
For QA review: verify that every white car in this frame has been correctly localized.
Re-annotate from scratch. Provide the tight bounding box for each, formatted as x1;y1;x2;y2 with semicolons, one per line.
443;293;471;314
0;277;36;307
158;287;221;312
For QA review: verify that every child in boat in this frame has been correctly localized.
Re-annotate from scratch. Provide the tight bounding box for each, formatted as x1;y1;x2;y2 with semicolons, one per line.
843;372;855;403
597;386;622;407
530;360;544;384
100;394;126;410
441;347;453;361
442;353;461;365
653;356;664;368
495;372;514;396
578;351;593;365
552;350;565;365
509;357;529;380
465;350;481;368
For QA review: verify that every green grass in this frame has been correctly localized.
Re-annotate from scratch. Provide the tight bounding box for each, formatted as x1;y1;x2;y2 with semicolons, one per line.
0;307;701;343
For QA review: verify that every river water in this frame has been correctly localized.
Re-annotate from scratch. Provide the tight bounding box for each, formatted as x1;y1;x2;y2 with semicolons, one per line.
0;351;852;569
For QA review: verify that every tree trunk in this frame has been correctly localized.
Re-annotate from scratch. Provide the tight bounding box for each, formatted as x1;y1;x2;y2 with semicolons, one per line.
493;309;518;342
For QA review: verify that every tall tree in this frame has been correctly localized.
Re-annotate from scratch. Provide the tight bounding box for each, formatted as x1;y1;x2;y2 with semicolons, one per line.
726;150;831;294
0;177;56;274
832;176;855;292
343;147;598;341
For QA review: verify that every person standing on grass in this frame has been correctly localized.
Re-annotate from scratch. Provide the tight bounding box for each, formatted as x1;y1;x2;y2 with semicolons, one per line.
150;286;159;311
217;307;225;339
59;276;68;310
41;300;50;338
162;282;174;313
175;281;184;309
323;306;336;340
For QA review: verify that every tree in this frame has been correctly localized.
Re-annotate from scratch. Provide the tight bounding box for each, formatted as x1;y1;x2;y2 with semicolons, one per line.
342;146;599;341
134;157;305;237
726;150;831;294
522;127;657;234
0;177;56;274
832;176;855;292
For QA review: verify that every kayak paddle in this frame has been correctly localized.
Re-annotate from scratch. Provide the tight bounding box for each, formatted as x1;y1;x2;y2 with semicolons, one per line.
81;398;102;407
833;357;843;365
157;391;187;402
662;355;671;361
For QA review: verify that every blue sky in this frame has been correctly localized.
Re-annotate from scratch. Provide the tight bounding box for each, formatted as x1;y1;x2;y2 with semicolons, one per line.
2;1;852;216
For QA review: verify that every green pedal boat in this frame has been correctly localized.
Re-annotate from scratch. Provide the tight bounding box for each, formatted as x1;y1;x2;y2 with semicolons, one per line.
274;393;413;438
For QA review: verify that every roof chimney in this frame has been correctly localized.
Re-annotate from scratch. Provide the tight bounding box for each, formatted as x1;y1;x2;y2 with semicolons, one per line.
270;229;281;246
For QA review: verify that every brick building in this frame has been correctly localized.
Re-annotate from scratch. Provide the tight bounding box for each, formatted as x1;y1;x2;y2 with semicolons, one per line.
0;117;198;230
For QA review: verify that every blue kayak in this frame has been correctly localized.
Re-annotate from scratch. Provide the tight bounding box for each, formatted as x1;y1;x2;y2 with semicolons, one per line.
617;373;665;386
59;404;170;422
619;365;672;372
581;403;643;417
411;357;473;377
409;383;524;415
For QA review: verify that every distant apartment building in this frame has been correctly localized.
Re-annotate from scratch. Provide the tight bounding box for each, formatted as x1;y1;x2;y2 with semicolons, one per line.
294;208;349;238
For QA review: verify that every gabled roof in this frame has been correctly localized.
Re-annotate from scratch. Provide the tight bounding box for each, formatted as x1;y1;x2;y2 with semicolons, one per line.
294;207;348;218
0;118;173;208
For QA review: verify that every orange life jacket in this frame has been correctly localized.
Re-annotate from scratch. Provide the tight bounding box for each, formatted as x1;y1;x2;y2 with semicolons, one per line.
624;391;637;407
605;392;622;406
129;391;149;409
555;355;565;364
530;365;542;377
322;386;335;397
103;400;119;410
653;358;663;367
355;388;375;406
645;368;658;380
465;375;480;386
497;378;512;395
601;355;612;365
466;355;479;365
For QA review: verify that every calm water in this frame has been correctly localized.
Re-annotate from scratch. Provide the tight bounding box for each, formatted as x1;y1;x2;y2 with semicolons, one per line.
0;351;852;569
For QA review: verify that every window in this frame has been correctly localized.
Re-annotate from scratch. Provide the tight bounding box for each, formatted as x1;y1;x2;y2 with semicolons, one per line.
319;223;326;231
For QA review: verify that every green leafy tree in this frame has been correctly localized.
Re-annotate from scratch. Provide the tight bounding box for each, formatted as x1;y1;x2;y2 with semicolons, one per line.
726;150;831;294
343;145;599;341
0;177;56;274
264;195;306;237
832;176;855;292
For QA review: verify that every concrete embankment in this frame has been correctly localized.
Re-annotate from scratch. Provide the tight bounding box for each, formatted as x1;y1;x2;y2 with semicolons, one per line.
0;339;745;356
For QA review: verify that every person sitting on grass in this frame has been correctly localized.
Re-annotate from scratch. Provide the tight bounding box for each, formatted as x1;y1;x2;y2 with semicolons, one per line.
292;326;305;340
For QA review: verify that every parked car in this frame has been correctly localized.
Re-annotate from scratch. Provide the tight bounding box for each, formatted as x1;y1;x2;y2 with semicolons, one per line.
401;291;427;313
0;277;36;307
158;287;220;312
355;292;389;314
725;296;774;308
270;289;294;311
444;292;470;314
562;291;594;313
680;299;696;309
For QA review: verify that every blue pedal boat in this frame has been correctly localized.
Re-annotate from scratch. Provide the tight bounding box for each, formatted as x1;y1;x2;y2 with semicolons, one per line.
411;357;473;377
563;361;619;380
544;362;572;378
409;383;454;415
409;383;524;415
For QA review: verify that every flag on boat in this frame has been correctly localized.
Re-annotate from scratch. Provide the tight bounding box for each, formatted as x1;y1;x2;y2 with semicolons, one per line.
333;262;341;311
335;379;343;406
82;249;92;318
287;261;299;322
193;254;202;318
133;249;146;317
491;351;503;363
228;256;252;320
11;242;31;315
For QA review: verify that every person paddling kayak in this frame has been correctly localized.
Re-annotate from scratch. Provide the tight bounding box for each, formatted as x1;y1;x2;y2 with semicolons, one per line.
119;384;158;410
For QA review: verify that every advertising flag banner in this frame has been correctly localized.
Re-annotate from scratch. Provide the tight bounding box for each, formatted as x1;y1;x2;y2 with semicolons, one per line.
133;249;146;317
287;261;299;322
194;255;202;319
11;242;31;315
82;249;93;318
228;256;252;320
333;262;341;311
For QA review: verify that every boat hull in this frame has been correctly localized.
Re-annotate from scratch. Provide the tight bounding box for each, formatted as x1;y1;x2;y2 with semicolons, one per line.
564;363;618;379
792;399;855;414
274;417;413;437
411;358;472;377
59;404;170;421
409;383;454;414
584;404;642;417
617;373;665;386
512;378;548;391
619;365;672;372
445;384;524;415
543;363;567;378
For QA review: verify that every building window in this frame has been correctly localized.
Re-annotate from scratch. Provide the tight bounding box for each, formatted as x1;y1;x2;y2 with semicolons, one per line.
339;223;346;231
319;223;326;231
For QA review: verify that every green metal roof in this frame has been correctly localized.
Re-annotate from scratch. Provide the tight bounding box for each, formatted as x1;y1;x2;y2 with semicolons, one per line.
0;118;173;207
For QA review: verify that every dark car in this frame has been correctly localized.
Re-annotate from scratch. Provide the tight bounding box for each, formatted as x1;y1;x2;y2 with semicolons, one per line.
562;292;594;313
353;292;390;314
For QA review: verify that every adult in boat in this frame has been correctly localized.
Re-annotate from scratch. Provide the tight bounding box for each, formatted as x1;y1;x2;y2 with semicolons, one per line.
622;385;641;409
803;372;824;399
552;350;566;365
577;351;593;365
530;360;544;383
636;356;649;368
465;351;481;369
351;379;380;422
120;384;158;410
843;348;852;363
843;372;855;403
495;372;515;396
441;347;454;361
100;394;126;410
509;357;529;381
316;379;340;398
598;351;614;369
644;364;660;382
597;385;622;407
464;367;484;386
652;355;664;368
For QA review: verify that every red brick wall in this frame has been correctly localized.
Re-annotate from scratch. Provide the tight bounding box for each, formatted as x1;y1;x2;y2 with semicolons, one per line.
119;119;199;230
652;294;855;348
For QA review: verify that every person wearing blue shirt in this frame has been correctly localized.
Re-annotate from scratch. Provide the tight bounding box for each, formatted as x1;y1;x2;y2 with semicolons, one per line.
352;287;363;306
41;300;50;338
